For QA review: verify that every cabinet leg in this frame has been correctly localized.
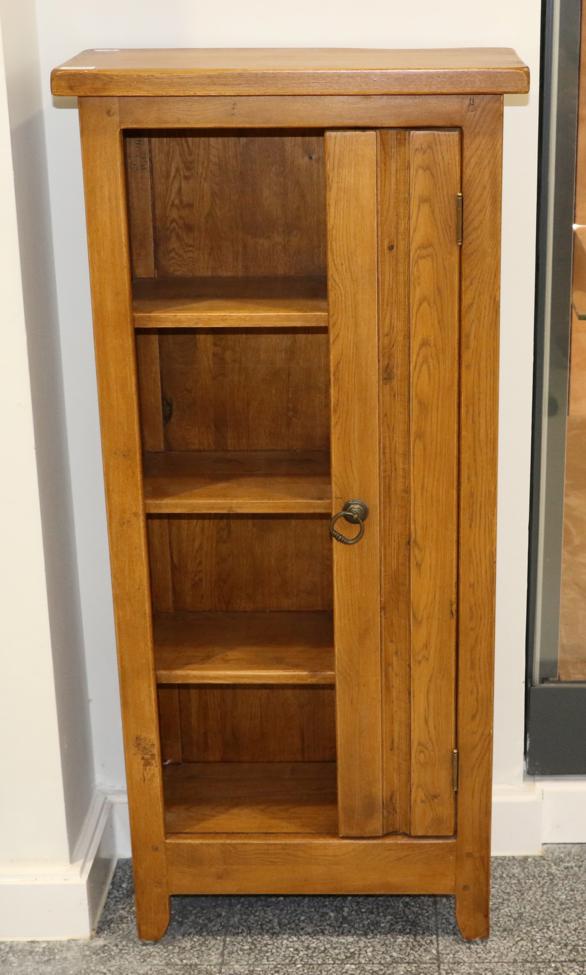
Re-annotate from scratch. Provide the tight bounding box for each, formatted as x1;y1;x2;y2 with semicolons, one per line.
135;885;170;942
455;883;490;941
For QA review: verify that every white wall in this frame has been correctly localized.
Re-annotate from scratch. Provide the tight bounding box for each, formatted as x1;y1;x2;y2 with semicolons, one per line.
0;4;118;935
35;1;540;806
0;0;93;860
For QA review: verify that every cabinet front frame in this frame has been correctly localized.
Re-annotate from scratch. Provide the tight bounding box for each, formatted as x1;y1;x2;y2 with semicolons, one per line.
79;92;503;941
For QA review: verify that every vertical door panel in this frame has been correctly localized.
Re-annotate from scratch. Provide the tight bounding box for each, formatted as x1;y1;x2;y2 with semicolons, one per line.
379;129;460;837
408;130;460;836
325;131;383;837
379;131;413;835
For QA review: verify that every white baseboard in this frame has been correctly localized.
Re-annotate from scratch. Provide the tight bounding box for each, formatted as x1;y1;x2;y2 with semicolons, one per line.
108;789;131;859
0;791;117;941
540;778;586;843
491;782;543;854
492;777;586;854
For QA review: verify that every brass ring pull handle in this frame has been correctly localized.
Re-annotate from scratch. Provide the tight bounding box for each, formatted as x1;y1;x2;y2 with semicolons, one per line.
329;499;369;545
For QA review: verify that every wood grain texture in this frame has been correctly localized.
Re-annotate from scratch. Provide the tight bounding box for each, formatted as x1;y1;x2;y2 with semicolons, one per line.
148;509;182;763
69;77;514;939
149;133;325;279
133;276;328;328
178;686;336;762
78;98;169;942
157;687;183;765
166;834;457;895
326;130;383;837
143;450;330;514
154;610;334;685
134;315;182;764
136;334;165;451
409;130;459;837
164;762;337;834
118;94;502;131
378;130;412;835
155;508;333;767
52;47;529;97
131;227;177;785
146;518;174;611
158;331;330;452
162;515;332;612
124;136;155;277
455;95;504;941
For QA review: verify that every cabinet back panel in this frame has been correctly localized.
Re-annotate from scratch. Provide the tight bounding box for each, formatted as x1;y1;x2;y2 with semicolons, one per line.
149;515;332;612
178;686;336;762
156;331;330;451
125;132;326;279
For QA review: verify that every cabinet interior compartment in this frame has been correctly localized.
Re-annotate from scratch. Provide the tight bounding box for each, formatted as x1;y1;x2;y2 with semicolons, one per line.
124;129;328;326
127;129;336;837
149;514;336;835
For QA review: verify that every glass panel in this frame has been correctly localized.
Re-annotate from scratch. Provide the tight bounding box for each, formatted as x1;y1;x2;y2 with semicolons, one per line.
529;0;583;684
559;10;586;679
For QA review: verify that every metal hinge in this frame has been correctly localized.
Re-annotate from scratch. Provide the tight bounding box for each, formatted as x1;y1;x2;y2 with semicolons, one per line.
456;193;463;246
452;748;459;792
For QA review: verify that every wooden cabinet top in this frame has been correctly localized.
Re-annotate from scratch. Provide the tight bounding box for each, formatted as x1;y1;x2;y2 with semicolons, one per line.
51;47;529;98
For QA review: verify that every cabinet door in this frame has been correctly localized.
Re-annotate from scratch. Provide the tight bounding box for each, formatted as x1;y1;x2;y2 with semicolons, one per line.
326;131;383;837
326;129;461;839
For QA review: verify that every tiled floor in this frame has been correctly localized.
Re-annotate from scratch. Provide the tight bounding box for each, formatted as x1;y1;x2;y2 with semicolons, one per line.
1;846;585;973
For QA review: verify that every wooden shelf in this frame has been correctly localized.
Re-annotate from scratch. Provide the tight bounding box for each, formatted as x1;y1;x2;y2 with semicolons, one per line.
133;276;328;329
154;611;335;686
164;761;337;834
143;450;331;514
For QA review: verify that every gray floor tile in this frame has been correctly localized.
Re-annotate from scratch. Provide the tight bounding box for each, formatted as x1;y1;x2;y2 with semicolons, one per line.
0;942;89;975
221;967;439;975
220;893;438;971
0;939;222;974
440;966;586;975
438;844;586;965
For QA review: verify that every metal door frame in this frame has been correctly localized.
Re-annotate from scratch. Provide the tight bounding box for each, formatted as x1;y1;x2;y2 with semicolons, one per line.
527;0;586;774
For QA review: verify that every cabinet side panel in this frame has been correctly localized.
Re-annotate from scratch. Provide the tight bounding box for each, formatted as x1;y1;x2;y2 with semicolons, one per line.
456;96;503;941
378;130;412;835
325;130;383;837
135;307;181;764
127;140;183;765
409;130;460;837
124;135;155;278
78;98;168;941
147;513;182;764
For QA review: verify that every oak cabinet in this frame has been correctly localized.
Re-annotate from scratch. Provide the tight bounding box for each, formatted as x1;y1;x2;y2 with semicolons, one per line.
51;48;529;942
